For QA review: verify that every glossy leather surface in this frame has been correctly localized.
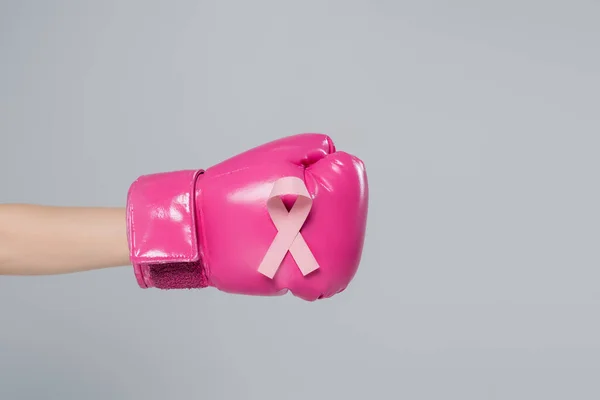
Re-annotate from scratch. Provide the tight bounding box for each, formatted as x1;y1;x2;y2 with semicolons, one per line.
126;133;368;301
127;169;206;289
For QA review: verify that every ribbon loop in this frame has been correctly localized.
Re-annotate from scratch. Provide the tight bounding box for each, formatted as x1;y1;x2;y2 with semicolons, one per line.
257;177;320;279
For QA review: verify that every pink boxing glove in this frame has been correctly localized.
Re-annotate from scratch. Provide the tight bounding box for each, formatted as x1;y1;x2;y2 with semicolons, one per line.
126;133;368;301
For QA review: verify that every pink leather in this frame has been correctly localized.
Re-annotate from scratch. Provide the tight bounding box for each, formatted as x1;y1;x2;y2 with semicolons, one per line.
127;169;206;289
126;133;368;301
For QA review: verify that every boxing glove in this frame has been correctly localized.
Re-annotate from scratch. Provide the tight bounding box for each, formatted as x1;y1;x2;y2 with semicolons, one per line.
126;133;368;301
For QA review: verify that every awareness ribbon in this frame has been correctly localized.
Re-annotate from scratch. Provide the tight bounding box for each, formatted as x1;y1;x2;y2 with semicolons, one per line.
257;177;320;279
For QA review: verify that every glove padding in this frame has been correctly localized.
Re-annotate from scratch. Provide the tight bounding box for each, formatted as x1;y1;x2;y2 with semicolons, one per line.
126;133;368;301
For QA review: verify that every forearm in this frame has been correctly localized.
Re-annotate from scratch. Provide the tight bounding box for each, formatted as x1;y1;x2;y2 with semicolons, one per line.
0;204;130;275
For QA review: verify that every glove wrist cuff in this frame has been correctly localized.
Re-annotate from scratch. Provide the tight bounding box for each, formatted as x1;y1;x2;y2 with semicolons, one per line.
126;169;207;289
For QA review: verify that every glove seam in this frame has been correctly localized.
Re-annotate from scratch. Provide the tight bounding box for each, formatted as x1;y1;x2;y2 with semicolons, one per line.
195;175;211;284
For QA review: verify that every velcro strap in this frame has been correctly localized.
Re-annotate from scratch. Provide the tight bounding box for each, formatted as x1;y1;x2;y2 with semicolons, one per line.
126;169;204;274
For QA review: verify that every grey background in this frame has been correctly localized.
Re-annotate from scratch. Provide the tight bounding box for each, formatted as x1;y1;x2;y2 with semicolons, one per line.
1;0;599;399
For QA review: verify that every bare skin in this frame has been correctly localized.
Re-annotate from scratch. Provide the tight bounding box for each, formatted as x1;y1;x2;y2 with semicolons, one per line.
0;204;130;275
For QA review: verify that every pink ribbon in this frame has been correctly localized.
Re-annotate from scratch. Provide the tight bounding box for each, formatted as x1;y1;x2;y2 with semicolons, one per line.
257;177;320;279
